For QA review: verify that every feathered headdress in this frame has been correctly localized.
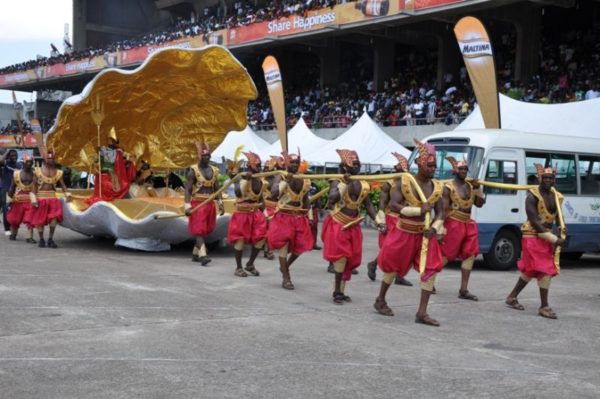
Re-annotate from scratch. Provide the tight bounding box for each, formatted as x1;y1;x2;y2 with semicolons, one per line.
336;149;359;168
445;156;468;172
413;139;436;168
392;152;409;172
298;160;309;174
226;144;244;175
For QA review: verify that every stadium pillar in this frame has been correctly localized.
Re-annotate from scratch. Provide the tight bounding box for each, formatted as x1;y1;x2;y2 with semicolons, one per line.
373;38;395;91
316;42;340;89
436;33;461;91
73;0;88;50
513;6;541;83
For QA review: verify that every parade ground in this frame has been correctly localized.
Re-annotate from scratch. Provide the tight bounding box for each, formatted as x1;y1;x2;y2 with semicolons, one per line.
1;226;599;399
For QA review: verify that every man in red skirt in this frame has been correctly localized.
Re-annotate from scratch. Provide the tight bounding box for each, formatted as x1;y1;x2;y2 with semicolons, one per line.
366;152;412;287
6;152;36;243
267;150;314;290
374;139;445;326
505;163;565;319
441;156;485;301
227;151;267;277
30;145;72;248
322;149;386;304
184;140;223;265
262;155;284;260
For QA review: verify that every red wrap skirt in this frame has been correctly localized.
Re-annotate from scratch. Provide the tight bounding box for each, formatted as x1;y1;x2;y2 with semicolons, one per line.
321;214;363;281
227;208;267;245
7;193;33;229
267;211;314;255
29;192;63;227
518;237;559;279
188;199;217;236
441;217;480;261
377;225;443;282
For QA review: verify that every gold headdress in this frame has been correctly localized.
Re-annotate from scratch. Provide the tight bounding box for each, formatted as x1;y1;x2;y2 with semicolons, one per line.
243;151;262;169
413;139;436;168
336;149;359;168
392;152;409;172
445;156;468;172
108;127;118;142
534;163;556;181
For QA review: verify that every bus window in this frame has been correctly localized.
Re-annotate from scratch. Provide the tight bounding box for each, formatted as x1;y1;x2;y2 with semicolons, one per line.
579;155;600;195
484;160;517;195
526;151;576;194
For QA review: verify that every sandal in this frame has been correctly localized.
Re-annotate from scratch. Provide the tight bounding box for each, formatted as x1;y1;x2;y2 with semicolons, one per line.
282;279;295;290
234;268;248;277
373;298;394;316
341;294;352;302
332;292;345;305
415;313;440;327
47;239;58;248
431;286;437;294
458;290;479;301
505;297;525;311
538;306;557;319
25;238;37;244
9;234;16;241
264;251;275;260
245;265;260;276
38;239;46;248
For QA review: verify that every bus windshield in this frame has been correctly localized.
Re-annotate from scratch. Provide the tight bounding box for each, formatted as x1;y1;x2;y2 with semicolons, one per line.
409;145;484;180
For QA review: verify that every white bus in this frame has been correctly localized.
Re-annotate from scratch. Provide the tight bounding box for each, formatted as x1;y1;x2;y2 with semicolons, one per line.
412;129;600;270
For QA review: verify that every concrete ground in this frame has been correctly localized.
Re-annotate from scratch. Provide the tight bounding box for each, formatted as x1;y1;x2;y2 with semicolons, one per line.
1;226;599;399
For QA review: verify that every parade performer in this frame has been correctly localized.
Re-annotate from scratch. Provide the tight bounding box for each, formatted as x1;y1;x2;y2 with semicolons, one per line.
1;149;19;235
374;139;444;326
322;149;386;304
6;152;35;242
367;152;412;287
226;151;267;277
262;156;284;260
29;145;71;248
184;140;224;265
441;156;485;301
267;150;314;290
505;163;565;319
308;180;322;250
88;127;136;204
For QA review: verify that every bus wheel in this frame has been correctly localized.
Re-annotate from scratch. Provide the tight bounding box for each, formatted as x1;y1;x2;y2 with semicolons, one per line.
484;230;520;271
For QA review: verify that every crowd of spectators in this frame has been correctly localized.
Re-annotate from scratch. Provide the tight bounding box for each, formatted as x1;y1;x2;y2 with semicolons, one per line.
1;3;598;132
0;0;338;75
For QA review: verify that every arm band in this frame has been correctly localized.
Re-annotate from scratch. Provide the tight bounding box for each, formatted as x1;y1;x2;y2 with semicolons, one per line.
29;192;37;204
375;210;386;225
431;219;445;234
278;181;288;196
538;231;558;244
400;206;422;217
183;203;192;211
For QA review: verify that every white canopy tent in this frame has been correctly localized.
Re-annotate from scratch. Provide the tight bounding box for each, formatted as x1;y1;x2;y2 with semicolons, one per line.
307;112;411;167
258;118;331;164
456;94;600;138
211;125;270;161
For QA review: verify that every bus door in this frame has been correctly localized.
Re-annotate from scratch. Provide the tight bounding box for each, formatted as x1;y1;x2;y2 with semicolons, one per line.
474;148;526;269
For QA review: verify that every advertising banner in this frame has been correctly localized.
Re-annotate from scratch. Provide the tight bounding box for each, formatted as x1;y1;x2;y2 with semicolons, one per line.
0;133;38;148
405;0;464;10
454;16;500;129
